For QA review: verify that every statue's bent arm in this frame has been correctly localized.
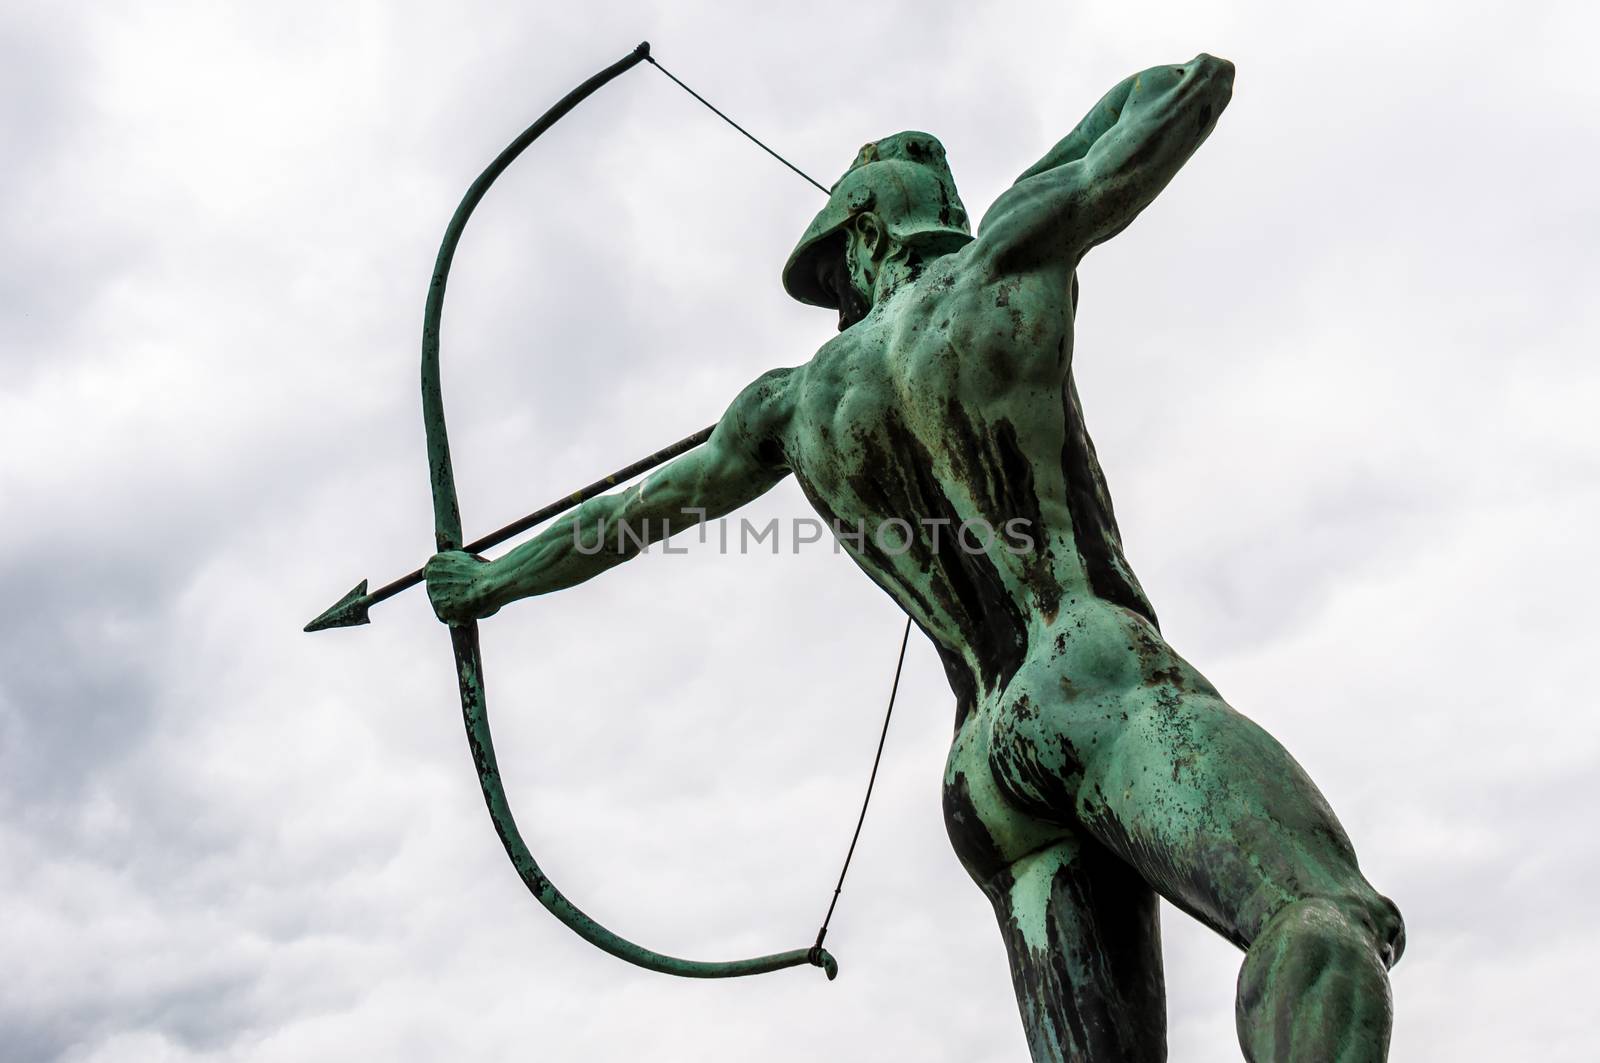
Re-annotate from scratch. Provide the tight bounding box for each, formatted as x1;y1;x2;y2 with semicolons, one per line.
1009;71;1142;185
975;54;1235;272
426;369;795;622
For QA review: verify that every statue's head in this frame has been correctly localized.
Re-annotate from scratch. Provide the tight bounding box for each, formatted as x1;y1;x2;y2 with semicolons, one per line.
783;131;973;330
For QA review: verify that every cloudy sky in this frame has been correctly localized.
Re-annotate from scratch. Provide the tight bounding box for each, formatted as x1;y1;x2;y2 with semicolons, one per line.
3;1;1597;1060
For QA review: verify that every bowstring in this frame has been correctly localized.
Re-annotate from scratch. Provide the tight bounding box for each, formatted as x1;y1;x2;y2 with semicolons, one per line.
645;53;908;954
813;616;912;959
646;55;831;194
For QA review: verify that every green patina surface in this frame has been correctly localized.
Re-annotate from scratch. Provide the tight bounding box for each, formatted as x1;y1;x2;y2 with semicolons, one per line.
422;51;1405;1062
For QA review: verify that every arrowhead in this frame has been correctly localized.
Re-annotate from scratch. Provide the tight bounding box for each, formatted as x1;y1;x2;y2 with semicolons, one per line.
304;580;373;632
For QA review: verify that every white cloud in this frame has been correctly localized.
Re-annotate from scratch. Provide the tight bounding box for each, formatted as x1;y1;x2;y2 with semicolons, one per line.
3;1;1596;1061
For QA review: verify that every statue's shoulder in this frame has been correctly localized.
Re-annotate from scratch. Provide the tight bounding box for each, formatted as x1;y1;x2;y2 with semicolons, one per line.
919;244;996;299
800;328;858;375
747;364;798;394
898;246;1006;326
725;364;804;447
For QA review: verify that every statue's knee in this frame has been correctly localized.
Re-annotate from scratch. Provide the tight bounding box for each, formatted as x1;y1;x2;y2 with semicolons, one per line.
1256;893;1405;971
1365;893;1405;969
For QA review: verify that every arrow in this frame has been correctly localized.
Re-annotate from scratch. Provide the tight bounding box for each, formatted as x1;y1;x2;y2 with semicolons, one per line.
305;423;714;632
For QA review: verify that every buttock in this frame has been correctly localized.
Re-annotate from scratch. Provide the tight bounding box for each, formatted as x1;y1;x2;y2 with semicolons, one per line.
942;689;1087;889
941;641;1216;888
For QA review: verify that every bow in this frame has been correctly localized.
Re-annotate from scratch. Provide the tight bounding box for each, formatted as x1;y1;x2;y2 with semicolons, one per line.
417;42;835;980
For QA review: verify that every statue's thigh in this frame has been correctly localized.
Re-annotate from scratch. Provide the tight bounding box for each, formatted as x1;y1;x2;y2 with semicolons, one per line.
1073;689;1373;948
988;835;1166;1063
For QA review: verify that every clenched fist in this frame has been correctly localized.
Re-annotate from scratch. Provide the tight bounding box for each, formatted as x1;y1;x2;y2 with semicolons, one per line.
424;550;500;625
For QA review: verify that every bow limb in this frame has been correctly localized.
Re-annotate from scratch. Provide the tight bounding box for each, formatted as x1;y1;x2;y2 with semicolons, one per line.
420;42;835;981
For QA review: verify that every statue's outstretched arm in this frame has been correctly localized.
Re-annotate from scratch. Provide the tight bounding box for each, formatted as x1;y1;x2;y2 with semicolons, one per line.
1010;71;1142;184
425;369;794;623
976;55;1233;265
1068;55;1234;243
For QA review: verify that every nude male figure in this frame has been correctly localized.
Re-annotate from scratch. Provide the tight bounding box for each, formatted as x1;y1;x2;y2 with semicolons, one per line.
427;54;1405;1062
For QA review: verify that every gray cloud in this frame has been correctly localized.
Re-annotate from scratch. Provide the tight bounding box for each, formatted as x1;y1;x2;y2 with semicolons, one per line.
2;2;1597;1061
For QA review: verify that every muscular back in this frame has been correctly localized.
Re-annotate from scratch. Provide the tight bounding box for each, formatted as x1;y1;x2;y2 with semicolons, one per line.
777;242;1153;708
767;54;1233;706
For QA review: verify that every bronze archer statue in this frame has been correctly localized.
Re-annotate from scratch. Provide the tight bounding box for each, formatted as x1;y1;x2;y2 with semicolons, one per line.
423;53;1404;1062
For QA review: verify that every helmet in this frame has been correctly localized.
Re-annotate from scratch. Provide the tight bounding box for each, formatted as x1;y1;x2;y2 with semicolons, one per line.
782;131;973;309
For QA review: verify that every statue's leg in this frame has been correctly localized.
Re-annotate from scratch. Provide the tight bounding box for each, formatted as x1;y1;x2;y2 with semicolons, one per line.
1068;691;1404;1063
984;832;1165;1062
